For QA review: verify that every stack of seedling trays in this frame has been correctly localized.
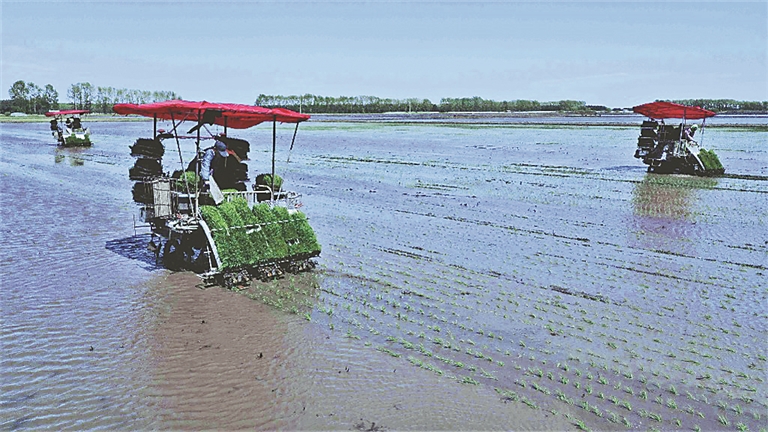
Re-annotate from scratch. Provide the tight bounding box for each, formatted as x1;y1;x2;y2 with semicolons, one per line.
64;134;92;147
254;173;283;202
219;136;250;192
200;198;321;277
635;120;658;159
697;148;725;176
129;138;165;204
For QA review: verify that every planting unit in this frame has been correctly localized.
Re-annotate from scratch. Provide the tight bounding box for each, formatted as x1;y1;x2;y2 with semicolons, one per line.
115;100;320;285
45;109;92;147
633;101;724;176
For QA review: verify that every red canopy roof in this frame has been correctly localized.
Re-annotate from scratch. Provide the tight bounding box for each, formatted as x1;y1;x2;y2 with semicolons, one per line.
633;101;716;120
112;100;309;128
45;109;90;117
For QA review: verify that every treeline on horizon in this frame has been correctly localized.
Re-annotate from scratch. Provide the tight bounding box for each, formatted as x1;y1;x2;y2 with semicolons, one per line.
4;80;766;115
3;80;181;114
256;94;601;114
256;94;768;114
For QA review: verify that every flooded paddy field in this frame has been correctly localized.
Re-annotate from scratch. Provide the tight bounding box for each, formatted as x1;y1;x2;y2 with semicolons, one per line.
1;117;766;431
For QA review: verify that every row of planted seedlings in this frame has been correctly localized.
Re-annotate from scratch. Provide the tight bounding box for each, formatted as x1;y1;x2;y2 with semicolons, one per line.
229;171;765;432
518;252;766;432
502;241;767;432
303;242;605;430
517;290;764;431
310;226;760;432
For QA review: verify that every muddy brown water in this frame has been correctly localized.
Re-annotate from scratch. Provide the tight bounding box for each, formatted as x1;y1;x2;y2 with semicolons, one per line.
1;118;766;431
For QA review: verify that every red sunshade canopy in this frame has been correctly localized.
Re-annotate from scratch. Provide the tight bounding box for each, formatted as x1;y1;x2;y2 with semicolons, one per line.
633;101;716;120
45;109;90;117
112;100;309;128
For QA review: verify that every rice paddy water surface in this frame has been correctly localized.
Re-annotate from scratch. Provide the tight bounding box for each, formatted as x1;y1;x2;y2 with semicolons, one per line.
1;116;766;431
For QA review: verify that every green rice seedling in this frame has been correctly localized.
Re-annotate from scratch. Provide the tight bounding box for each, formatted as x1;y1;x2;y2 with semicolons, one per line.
574;419;589;431
620;400;632;411
693;425;701;432
667;398;678;409
461;375;479;385
377;347;401;358
736;423;748;432
621;416;631;428
718;414;729;426
597;392;605;400
531;381;549;395
495;388;519;402
669;384;679;395
606;410;619;423
520;397;537;409
585;384;592;395
555;389;573;404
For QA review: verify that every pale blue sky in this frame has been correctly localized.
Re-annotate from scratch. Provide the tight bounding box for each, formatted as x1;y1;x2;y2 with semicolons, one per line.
3;1;766;107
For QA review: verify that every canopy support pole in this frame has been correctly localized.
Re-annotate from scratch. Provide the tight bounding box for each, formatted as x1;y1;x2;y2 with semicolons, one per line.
195;110;202;216
170;114;191;199
287;123;299;163
271;116;277;199
153;115;157;139
224;116;228;135
680;108;686;141
700;118;707;147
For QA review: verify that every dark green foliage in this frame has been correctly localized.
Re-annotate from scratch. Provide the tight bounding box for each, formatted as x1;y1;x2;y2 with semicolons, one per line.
698;149;725;175
255;173;283;191
64;134;91;147
200;199;320;271
252;204;289;260
175;171;199;190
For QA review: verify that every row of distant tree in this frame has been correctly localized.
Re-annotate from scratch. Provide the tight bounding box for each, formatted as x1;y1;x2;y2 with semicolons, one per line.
5;81;766;115
256;94;768;114
665;99;768;114
255;94;600;114
3;80;181;114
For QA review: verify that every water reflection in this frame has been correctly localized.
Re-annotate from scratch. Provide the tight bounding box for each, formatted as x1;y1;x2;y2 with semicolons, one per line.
54;148;87;166
105;234;163;271
632;174;717;219
630;174;717;252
